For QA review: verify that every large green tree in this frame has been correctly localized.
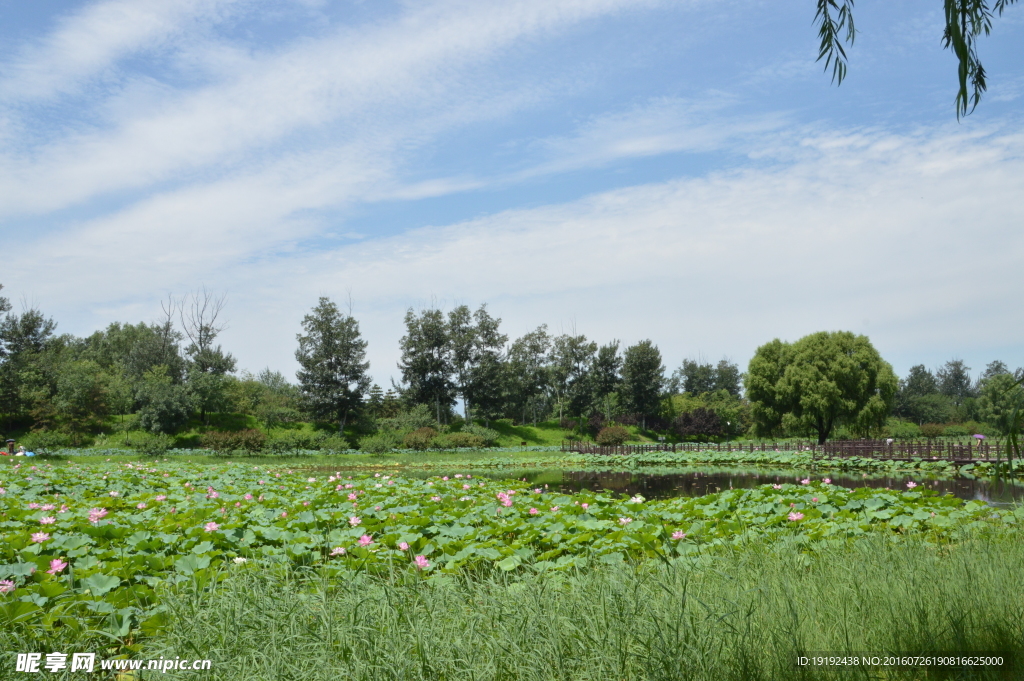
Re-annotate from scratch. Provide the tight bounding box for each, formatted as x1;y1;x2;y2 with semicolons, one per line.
747;331;897;444
548;333;597;420
505;325;552;426
397;307;455;424
620;340;665;428
295;298;371;432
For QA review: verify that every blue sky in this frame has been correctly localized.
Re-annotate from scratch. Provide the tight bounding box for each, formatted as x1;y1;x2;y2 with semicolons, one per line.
2;0;1022;387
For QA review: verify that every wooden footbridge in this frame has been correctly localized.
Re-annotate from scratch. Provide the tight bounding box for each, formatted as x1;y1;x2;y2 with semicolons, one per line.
562;439;1010;465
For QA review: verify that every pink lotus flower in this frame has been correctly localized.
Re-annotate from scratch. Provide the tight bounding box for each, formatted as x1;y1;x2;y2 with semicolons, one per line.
788;512;804;521
281;512;288;518
357;535;373;546
800;479;810;485
28;503;40;509
243;494;252;501
772;484;782;490
823;478;831;484
302;501;310;506
348;493;358;501
345;484;353;489
618;517;632;525
534;489;542;494
414;555;430;570
349;516;361;526
463;484;470;490
330;547;346;556
155;495;167;502
906;481;918;489
204;522;219;532
307;477;316;483
442;476;449;481
529;508;539;515
40;504;55;511
0;488;5;495
136;503;147;509
39;516;55;525
581;503;589;510
811;498;818;503
398;542;410;551
0;579;15;594
550;506;559;512
672;531;686;540
47;558;67;575
109;491;119;497
431;496;441;502
31;532;50;543
455;474;463;479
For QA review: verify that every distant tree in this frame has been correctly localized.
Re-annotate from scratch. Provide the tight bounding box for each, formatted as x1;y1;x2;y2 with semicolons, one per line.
136;365;193;434
455;305;508;423
52;360;109;442
591;341;622;420
505;325;552;425
295;298;371;432
714;359;741;396
981;360;1010;381
937;359;975;406
397;306;454;424
673;407;723;441
179;289;237;423
620;340;665;429
895;364;946;423
674;359;716;395
549;333;597;419
0;306;58;427
977;372;1022;434
747;331;897;444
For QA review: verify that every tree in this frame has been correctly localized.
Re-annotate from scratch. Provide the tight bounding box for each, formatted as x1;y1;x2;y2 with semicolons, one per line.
714;359;742;396
620;340;664;428
747;331;897;444
937;359;975;406
295;298;371;432
673;407;723;441
505;325;552;425
976;371;1022;434
549;333;597;419
895;364;949;424
179;289;237;423
52;360;109;442
0;306;58;427
136;365;193;434
397;306;455;424
450;305;508;423
591;341;622;420
815;0;1020;118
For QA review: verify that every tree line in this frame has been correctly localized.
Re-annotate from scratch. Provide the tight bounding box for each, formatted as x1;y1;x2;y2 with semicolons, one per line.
1;284;1020;447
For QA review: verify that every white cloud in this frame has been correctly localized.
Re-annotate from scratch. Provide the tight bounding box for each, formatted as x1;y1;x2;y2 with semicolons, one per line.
10;122;1022;383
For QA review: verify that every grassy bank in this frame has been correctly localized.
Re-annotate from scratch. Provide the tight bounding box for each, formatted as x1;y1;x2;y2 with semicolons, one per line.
133;534;1024;680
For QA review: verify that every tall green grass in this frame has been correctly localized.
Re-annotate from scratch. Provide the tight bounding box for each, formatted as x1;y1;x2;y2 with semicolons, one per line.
137;535;1024;680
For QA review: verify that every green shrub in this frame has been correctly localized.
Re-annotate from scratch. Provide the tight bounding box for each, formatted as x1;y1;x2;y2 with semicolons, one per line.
379;405;436;434
265;431;327;454
359;431;403;454
920;423;945;439
19;431;75;453
943;424;969;437
403;427;438;450
430;433;486;449
200;429;266;455
883;418;922;439
962;420;998;437
129;432;175;456
463;424;499;446
319;436;350;453
596;425;629;446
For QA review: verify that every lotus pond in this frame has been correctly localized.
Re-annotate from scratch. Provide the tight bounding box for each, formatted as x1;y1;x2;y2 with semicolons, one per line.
3;457;1024;646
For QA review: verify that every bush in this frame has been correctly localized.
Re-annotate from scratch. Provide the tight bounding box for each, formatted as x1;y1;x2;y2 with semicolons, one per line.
673;408;723;441
430;433;486;449
943;424;969;437
200;429;266;455
920;423;945;439
129;432;175;456
462;424;499;446
19;431;75;453
403;427;438;450
883;419;922;439
559;418;578;430
962;420;998;437
319;436;351;453
360;431;403;454
595;426;630;446
379;405;437;434
265;431;328;454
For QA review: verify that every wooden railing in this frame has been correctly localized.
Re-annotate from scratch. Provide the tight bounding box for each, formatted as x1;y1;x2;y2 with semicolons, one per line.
562;438;1006;462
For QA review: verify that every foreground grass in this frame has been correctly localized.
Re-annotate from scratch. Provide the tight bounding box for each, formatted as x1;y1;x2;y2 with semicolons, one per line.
137;535;1024;681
